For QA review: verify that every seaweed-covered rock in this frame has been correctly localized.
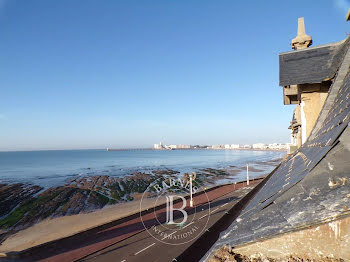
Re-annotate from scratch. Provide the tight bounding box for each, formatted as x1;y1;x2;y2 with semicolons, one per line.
0;172;161;237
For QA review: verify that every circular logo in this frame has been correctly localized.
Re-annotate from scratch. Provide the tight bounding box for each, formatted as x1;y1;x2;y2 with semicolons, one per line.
139;173;211;245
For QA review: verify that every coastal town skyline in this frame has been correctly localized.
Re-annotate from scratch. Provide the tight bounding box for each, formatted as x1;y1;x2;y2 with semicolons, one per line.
152;142;288;150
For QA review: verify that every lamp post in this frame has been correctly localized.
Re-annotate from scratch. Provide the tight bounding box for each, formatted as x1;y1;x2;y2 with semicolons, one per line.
247;163;249;185
189;172;196;207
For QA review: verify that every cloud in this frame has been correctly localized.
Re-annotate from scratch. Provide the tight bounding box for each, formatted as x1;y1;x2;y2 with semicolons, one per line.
334;0;350;14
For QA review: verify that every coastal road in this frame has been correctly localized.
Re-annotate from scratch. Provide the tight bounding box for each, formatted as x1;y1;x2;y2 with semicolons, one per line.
79;184;256;262
8;180;262;262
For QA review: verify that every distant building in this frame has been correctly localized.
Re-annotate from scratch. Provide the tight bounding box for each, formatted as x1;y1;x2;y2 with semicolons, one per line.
243;144;252;149
231;144;240;149
224;144;231;149
153;142;164;149
155;143;192;150
253;143;267;149
176;144;191;149
267;143;288;150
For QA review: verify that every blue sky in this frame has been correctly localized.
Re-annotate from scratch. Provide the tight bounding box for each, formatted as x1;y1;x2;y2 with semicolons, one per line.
1;0;349;151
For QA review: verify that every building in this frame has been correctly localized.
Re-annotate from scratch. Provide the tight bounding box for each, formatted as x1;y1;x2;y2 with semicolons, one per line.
288;107;301;153
175;144;191;149
154;143;192;150
280;17;337;152
207;15;350;260
252;143;267;149
153;142;164;149
231;144;240;149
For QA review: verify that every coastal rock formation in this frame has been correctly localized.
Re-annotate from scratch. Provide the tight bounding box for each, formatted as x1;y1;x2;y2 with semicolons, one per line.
0;172;162;241
0;163;275;244
0;183;42;219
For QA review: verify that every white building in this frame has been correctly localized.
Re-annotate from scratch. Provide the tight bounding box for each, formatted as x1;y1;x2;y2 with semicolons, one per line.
268;143;288;150
224;144;231;149
154;142;164;149
231;144;240;149
253;143;267;149
176;144;191;149
243;144;252;149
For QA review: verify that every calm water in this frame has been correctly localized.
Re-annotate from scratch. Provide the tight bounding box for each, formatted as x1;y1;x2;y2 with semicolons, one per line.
0;149;284;188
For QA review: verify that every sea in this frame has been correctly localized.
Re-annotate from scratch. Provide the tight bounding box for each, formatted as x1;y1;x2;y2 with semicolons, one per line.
0;149;285;188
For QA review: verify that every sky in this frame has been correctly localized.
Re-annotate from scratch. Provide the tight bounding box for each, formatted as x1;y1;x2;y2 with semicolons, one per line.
1;0;350;151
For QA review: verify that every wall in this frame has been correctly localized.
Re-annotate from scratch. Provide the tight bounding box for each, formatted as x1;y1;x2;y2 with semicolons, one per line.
232;215;350;260
300;91;328;143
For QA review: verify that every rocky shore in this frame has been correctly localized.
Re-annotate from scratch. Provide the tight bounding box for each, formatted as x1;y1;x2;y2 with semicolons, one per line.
0;160;280;243
0;172;161;239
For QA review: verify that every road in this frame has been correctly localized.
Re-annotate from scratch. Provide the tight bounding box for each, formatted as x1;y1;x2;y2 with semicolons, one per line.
3;180;261;262
80;184;256;262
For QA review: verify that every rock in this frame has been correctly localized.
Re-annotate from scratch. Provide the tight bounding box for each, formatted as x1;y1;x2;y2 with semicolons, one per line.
0;172;161;239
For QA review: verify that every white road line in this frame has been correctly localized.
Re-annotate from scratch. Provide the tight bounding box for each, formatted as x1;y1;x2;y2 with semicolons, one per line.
183;221;194;229
134;243;155;255
199;213;208;220
211;208;219;214
220;203;228;207
162;231;177;240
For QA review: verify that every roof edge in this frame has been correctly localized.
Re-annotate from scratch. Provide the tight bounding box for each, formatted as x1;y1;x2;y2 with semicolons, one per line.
279;38;346;56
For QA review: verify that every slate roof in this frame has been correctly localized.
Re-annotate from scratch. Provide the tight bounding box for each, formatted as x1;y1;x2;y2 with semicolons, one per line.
279;37;350;86
202;36;350;261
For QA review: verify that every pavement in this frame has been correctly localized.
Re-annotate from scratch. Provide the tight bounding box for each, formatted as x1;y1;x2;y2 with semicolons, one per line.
2;179;262;262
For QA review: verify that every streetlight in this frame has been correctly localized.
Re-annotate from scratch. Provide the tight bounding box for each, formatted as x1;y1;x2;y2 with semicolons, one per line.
246;163;249;185
189;172;196;207
184;172;196;207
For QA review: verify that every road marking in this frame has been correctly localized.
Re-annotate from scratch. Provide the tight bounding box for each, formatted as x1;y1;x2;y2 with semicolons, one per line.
199;213;208;220
134;243;155;255
211;208;219;214
220;203;228;207
182;221;194;229
162;231;177;240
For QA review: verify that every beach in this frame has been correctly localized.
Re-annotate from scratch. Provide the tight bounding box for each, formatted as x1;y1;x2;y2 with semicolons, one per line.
0;149;283;252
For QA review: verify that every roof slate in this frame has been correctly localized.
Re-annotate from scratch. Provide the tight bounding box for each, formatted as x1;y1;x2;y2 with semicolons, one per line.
279;37;350;86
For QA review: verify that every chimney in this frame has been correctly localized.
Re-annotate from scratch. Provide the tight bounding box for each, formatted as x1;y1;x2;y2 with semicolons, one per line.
291;17;312;50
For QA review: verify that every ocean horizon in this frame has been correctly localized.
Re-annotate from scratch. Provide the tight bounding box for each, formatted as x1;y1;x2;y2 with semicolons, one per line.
0;149;284;188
